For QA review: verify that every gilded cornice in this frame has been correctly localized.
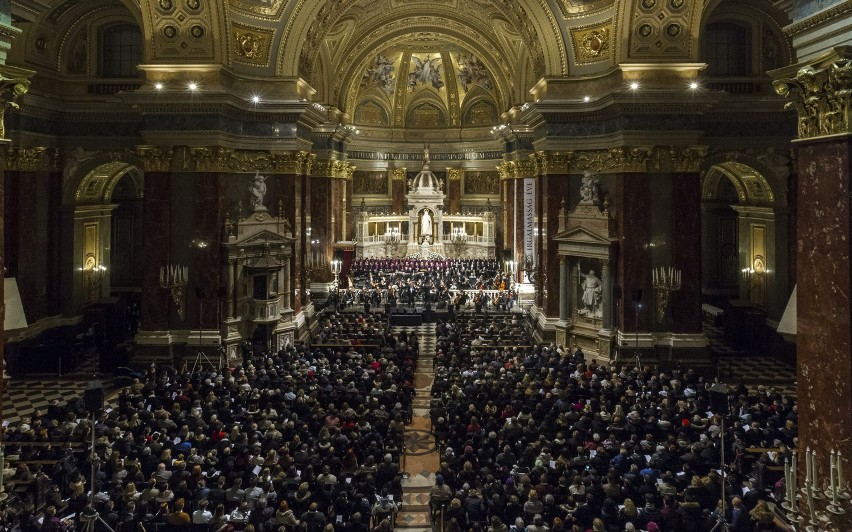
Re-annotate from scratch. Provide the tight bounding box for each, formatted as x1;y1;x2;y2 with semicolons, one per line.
134;146;175;172
782;1;852;37
447;168;464;181
184;147;313;174
4;147;60;172
774;57;852;140
390;168;407;181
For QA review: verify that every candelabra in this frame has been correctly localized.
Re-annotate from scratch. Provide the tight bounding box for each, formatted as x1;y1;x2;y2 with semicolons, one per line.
160;264;188;320
652;266;681;323
787;446;850;531
84;260;107;303
330;259;342;291
450;227;467;258
384;228;401;257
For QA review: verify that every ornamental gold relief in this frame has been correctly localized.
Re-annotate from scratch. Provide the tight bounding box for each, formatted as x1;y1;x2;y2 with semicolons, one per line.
390;168;407;181
134;146;174;172
231;23;273;66
774;59;852;140
447;168;464;181
669;146;708;173
570;21;612;65
185;147;312;174
531;151;573;175
568;147;655;174
228;0;287;18
5;147;60;172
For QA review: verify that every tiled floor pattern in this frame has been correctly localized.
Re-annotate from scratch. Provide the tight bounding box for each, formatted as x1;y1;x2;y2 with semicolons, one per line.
393;323;438;531
703;322;797;398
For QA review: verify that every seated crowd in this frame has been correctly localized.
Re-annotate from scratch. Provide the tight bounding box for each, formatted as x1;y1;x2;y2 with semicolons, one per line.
429;316;796;532
0;311;415;532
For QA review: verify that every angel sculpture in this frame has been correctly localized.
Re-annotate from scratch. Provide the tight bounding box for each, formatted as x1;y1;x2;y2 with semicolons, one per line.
248;170;268;211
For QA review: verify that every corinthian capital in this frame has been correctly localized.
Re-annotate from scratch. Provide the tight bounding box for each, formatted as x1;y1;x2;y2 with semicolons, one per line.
0;64;34;142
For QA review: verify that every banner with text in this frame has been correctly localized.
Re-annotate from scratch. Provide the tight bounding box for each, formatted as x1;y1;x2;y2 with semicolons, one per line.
523;178;536;281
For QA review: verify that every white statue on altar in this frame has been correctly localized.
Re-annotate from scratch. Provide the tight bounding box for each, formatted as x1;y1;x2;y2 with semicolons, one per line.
421;209;433;244
580;269;603;318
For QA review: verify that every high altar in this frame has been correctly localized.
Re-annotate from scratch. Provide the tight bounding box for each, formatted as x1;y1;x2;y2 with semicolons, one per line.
354;149;496;259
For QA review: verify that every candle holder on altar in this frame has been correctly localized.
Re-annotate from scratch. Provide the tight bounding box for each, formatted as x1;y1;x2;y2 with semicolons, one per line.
652;266;681;323
160;264;188;320
450;227;467;258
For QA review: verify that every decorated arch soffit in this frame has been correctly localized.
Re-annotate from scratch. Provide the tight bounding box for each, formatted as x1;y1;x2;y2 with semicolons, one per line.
701;160;783;208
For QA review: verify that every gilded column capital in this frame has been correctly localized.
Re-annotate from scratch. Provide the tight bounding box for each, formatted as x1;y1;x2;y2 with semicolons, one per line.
773;55;852;140
0;64;34;142
185;147;312;173
390;168;407;181
669;146;708;173
447;168;464;181
134;146;174;172
568;146;655;174
498;162;513;180
4;146;59;171
532;151;573;175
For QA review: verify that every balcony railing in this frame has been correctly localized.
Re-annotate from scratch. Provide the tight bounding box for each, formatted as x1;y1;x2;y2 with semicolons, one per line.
243;298;281;323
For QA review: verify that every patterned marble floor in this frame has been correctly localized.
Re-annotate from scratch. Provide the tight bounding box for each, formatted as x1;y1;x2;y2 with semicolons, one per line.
393;323;438;531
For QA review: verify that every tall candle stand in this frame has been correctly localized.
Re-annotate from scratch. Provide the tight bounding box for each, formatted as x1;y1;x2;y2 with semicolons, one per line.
652;266;681;323
160;264;189;320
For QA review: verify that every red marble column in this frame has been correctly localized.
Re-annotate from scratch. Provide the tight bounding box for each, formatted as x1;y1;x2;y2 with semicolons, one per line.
1;149;7;428
617;172;652;332
502;178;514;252
192;173;225;329
670;172;702;333
796;137;852;495
391;178;405;215
344;177;354;241
544;174;569;316
141;172;171;330
276;174;301;314
448;178;461;215
515;179;524;281
311;176;331;263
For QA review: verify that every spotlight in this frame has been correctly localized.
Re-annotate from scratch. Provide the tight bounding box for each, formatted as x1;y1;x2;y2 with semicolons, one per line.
251;95;261;104
629;82;639;90
187;82;198;92
689;81;699;90
583;96;590;102
154;83;164;90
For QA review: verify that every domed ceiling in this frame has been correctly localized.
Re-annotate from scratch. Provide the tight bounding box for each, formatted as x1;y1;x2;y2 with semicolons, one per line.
351;49;504;130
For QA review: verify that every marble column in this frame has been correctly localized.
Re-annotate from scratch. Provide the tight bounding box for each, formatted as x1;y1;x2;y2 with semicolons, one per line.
391;173;405;215
559;256;569;321
140;172;171;330
282;254;292;310
602;258;613;329
543;173;569;316
617;172;652;333
670;172;702;333
448;175;461;215
311;175;331;265
775;54;852;522
0;148;6;423
193;172;225;329
276;173;301;314
225;259;236;319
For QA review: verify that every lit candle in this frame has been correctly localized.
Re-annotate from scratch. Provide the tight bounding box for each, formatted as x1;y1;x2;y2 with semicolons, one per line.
831;450;837;497
805;447;811;490
785;457;791;502
839;450;844;494
807;479;815;523
160;266;165;285
792;450;797;500
810;449;816;487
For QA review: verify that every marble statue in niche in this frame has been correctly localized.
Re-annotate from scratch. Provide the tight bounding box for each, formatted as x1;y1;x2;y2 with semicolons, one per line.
248;170;268;211
420;209;433;244
579;172;601;205
579;268;603;318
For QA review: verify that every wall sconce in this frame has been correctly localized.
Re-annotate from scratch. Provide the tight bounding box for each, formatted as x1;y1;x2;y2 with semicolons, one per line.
652;266;681;323
160;264;188;320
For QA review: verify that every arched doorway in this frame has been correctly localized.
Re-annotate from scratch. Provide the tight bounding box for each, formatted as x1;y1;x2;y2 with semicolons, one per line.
62;156;144;313
701;157;791;321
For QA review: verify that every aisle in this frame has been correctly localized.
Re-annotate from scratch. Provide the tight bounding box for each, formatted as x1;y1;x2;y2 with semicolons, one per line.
393;323;439;531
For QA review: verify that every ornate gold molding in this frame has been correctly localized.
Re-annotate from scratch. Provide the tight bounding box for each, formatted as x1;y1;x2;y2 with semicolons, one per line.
669;146;708;173
134;146;174;172
0;65;33;141
498;160;538;179
570;21;613;65
390;168;407;181
312;159;354;179
568;147;655;174
447;168;464;181
231;23;273;67
185;147;313;174
4;147;59;171
774;58;852;140
531;151;573;175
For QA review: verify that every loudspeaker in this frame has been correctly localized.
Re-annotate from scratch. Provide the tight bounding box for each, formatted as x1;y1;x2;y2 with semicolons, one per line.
708;383;728;414
631;289;643;303
84;380;104;412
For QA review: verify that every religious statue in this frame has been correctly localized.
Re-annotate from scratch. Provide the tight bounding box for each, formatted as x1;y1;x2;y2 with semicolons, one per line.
579;172;600;205
423;143;430;165
420;209;433;244
580;269;603;318
249;170;268;211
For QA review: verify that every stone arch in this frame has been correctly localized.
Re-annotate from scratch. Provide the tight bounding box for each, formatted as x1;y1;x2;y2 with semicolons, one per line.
60;152;145;312
699;151;792;320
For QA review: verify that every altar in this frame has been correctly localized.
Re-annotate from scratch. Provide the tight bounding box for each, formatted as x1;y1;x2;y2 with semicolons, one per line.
354;148;496;259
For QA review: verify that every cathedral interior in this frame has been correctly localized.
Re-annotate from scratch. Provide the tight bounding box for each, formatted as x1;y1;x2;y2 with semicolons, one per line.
0;0;850;527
